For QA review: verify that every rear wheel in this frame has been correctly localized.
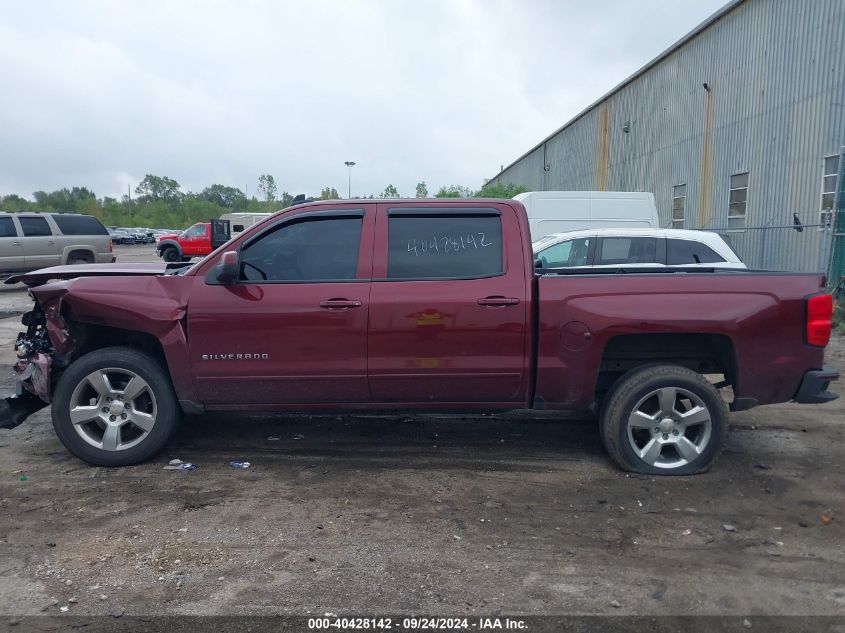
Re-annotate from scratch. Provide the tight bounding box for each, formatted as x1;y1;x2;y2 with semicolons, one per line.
52;347;180;466
600;365;727;475
161;247;180;262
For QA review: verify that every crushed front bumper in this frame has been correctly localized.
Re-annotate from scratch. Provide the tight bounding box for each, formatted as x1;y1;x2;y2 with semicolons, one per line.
0;391;48;430
793;365;840;404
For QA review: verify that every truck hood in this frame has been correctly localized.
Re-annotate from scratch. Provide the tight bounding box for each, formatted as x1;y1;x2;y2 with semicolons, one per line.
6;262;170;286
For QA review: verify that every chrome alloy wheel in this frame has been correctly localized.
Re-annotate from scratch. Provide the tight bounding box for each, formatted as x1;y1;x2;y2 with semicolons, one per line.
626;386;712;469
68;368;158;451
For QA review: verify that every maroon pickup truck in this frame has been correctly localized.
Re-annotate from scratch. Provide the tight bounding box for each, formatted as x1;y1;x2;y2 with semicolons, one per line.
0;199;838;475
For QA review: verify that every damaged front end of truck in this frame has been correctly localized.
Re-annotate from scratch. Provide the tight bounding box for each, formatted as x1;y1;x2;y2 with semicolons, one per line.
0;296;68;429
0;261;185;431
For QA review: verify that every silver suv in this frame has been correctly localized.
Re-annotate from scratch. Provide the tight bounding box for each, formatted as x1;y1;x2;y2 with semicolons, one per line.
0;213;115;273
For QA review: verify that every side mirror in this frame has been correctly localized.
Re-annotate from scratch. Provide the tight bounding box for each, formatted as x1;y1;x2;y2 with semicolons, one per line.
214;250;240;284
534;258;543;269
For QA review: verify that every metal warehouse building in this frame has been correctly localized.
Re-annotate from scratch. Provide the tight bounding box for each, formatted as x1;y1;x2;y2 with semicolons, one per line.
486;0;845;275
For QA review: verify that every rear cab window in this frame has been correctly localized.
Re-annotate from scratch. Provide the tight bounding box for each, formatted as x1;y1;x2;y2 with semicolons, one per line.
51;214;109;235
386;210;503;279
18;216;53;237
667;239;726;264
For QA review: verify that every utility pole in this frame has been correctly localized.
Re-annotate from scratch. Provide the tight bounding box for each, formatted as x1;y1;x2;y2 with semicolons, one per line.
344;161;356;199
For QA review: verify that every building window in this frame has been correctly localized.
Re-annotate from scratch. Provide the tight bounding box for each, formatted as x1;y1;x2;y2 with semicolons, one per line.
671;185;686;228
820;155;840;227
728;172;748;230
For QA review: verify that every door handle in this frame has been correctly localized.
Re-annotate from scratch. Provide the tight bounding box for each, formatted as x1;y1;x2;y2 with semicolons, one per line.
319;299;363;310
477;296;520;307
12;241;20;246
48;240;54;245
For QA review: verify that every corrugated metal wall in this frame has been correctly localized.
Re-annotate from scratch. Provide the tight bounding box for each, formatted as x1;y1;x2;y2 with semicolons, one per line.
488;0;845;272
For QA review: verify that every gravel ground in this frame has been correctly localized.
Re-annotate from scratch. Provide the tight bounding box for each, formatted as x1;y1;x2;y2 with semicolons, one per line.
0;245;843;618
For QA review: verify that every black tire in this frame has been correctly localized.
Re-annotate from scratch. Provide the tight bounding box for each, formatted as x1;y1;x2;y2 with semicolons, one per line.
67;251;94;265
51;347;180;466
161;247;180;262
600;365;727;475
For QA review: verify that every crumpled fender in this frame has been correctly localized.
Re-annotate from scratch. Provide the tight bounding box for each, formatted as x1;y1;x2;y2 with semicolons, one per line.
29;275;197;403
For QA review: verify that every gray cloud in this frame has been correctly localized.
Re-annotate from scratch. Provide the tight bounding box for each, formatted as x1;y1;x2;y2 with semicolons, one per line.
0;0;726;200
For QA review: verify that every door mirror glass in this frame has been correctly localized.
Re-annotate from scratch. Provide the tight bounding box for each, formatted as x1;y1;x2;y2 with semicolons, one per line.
214;250;239;284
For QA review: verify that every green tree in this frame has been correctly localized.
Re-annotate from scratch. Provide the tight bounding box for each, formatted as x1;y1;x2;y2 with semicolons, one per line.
30;187;97;212
135;175;182;202
319;187;340;200
0;194;35;211
257;174;277;202
279;191;295;207
200;184;246;208
380;184;400;198
434;185;472;198
415;181;428;198
477;182;527;198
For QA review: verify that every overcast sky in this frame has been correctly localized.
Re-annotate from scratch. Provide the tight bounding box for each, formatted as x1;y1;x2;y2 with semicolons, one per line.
1;0;727;200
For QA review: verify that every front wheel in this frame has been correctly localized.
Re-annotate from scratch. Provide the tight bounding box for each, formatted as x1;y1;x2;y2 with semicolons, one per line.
52;347;181;466
160;247;180;262
600;365;727;475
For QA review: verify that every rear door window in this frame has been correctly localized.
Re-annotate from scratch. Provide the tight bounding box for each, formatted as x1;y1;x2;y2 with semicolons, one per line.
667;239;725;264
51;214;108;235
596;237;659;265
0;217;18;237
387;212;503;279
19;217;53;237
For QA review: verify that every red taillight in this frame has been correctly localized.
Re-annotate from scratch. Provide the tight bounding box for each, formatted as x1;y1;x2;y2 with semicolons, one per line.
806;293;833;347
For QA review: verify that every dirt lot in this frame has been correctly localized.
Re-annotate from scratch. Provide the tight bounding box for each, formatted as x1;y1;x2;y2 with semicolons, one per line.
0;245;843;618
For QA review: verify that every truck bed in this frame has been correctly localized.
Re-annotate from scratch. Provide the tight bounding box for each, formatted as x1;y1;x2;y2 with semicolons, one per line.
533;270;828;410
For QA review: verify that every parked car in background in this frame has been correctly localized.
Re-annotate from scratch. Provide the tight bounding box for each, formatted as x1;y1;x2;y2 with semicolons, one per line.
533;228;746;270
513;191;661;241
108;229;133;245
131;228;155;243
117;228;147;244
0;212;114;273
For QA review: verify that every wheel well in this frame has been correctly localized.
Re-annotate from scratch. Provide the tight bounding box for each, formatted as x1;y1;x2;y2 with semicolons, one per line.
66;249;94;263
70;323;167;368
596;333;737;401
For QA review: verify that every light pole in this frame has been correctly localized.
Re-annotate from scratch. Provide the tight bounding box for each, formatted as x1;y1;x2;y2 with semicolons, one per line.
344;161;356;199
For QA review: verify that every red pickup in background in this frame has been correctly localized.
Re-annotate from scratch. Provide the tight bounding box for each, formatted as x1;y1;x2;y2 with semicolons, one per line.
156;219;230;262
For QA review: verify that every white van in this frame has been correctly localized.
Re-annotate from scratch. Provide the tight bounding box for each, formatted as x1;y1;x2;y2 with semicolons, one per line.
512;191;660;241
219;212;272;236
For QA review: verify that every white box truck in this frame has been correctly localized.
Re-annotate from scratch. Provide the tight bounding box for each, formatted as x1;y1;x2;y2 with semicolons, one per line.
219;212;272;236
512;191;660;240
